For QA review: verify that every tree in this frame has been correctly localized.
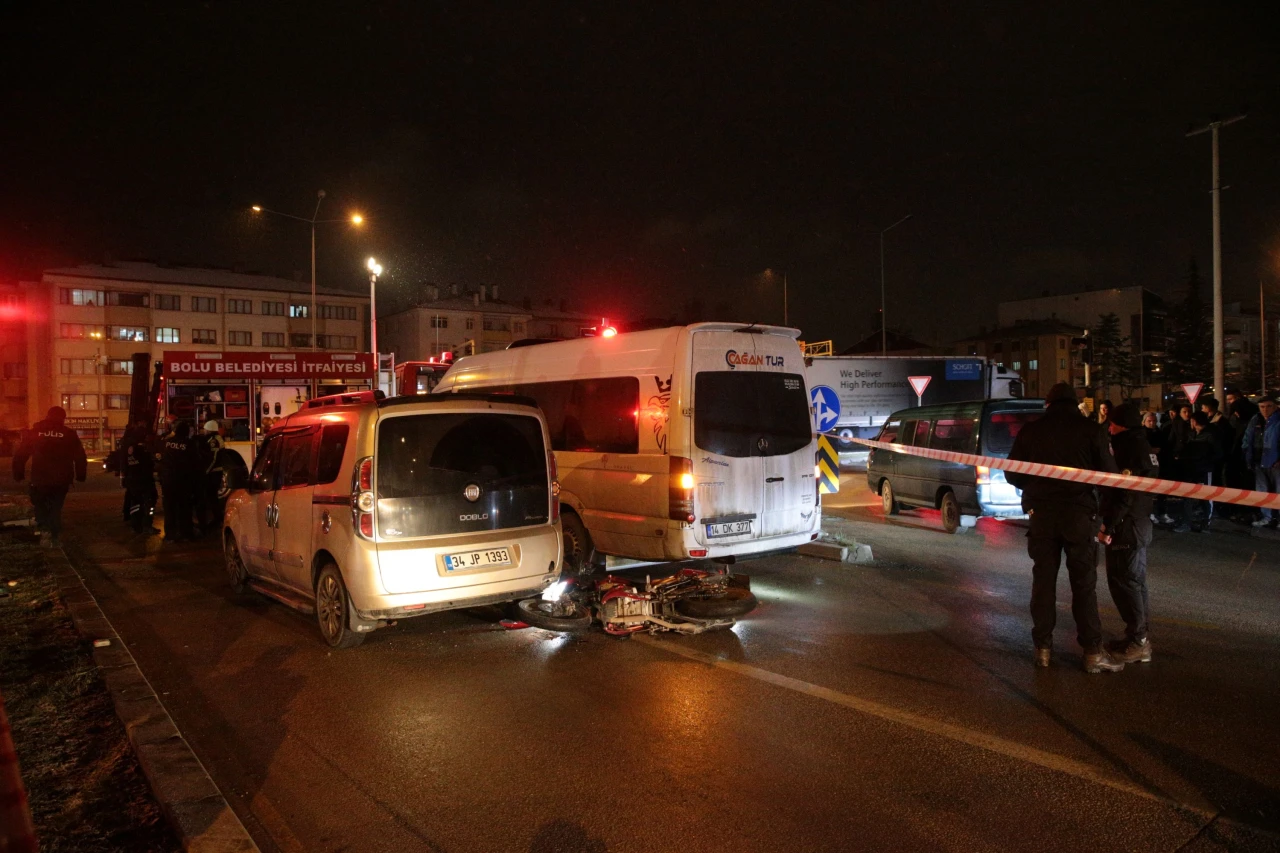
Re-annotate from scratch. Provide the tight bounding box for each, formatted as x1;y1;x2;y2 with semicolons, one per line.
1091;312;1133;397
1166;258;1212;384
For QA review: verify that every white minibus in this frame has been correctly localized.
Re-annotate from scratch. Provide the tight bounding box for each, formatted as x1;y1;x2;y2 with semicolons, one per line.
434;323;822;572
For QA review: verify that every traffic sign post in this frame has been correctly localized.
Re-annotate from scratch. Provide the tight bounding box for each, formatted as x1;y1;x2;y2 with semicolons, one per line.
1181;383;1204;407
908;375;932;407
810;385;841;433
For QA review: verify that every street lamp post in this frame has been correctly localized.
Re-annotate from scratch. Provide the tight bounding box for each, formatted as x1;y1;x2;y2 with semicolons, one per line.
90;331;105;453
877;214;913;356
1186;114;1246;401
367;257;383;358
251;192;364;350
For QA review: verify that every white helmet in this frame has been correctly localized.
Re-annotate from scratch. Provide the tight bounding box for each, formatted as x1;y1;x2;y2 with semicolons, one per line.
203;420;220;432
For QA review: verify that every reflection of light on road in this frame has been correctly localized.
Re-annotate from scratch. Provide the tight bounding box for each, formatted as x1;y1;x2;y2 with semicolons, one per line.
749;577;952;636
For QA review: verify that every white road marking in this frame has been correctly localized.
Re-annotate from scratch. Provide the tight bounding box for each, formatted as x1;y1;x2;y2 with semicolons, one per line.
634;634;1216;817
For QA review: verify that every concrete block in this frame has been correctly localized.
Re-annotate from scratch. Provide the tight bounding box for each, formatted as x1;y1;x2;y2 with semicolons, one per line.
798;541;848;562
844;543;874;564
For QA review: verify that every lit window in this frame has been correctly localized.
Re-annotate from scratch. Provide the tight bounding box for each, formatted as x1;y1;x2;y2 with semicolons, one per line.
155;327;180;343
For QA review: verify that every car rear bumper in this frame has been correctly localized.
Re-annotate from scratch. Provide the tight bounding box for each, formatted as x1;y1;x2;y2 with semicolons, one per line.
356;575;559;620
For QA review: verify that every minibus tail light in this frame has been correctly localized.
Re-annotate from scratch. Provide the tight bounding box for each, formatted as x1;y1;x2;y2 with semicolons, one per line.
669;456;695;523
976;465;991;485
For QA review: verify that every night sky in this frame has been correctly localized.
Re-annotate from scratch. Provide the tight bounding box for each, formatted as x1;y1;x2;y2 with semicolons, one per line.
2;3;1277;349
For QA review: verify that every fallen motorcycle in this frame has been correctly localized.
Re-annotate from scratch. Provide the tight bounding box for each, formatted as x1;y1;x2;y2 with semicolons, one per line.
516;566;757;635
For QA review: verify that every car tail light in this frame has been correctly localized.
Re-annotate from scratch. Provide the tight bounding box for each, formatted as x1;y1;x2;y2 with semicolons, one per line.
352;456;375;539
976;465;991;485
548;450;561;521
669;456;695;523
690;549;707;558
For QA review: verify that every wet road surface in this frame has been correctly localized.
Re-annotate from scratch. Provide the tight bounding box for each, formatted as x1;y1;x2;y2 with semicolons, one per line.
12;470;1280;852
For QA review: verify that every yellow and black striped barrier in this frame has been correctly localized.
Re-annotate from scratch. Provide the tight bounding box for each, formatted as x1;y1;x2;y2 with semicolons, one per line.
817;434;840;494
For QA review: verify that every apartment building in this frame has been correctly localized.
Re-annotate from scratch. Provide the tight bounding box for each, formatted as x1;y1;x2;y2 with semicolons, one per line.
26;262;369;450
0;282;30;434
997;286;1169;383
952;320;1082;399
378;285;600;362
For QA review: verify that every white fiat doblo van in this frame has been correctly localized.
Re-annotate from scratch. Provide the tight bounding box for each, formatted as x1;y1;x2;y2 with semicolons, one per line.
222;390;563;647
434;323;821;571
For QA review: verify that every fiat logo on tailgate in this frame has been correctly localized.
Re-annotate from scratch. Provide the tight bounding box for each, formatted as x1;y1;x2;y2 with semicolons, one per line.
463;483;482;502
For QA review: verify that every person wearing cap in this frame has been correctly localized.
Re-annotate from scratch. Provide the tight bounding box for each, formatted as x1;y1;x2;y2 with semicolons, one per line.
196;419;226;536
1098;402;1159;663
11;406;87;547
1006;382;1124;673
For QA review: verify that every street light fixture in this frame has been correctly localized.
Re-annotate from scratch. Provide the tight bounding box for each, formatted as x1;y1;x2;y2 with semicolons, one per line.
250;190;365;350
877;214;913;356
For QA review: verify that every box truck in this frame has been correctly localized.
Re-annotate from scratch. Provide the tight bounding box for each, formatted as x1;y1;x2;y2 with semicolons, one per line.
805;356;1022;466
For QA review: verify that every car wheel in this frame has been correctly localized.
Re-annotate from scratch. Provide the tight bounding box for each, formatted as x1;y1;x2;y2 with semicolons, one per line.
673;587;758;618
940;491;961;534
560;510;594;576
516;597;592;632
224;532;248;594
315;563;365;649
881;480;900;515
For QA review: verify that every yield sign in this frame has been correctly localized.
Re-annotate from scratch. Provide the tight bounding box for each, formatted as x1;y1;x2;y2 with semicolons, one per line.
1181;383;1204;406
908;375;932;397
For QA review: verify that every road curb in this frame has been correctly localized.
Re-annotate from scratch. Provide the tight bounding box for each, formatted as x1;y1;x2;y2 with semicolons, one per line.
46;546;259;853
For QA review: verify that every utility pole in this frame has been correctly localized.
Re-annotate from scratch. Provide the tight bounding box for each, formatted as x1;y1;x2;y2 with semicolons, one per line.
1187;113;1246;404
1261;279;1267;395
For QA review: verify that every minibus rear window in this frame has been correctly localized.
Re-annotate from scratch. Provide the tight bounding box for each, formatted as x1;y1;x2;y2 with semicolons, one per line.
983;410;1042;456
694;371;812;458
376;413;549;538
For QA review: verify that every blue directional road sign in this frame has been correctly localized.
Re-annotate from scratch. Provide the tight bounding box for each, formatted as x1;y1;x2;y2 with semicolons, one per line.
811;385;841;433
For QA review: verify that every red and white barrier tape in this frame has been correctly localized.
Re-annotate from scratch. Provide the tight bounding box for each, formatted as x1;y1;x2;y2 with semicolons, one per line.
850;437;1280;510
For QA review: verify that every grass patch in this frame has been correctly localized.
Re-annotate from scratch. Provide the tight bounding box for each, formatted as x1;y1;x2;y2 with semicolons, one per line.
0;530;179;853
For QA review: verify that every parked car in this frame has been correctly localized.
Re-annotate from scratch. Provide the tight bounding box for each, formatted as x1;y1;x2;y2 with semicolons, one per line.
222;389;563;647
866;398;1045;533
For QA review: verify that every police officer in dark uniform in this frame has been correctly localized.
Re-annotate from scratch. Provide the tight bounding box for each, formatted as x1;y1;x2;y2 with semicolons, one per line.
122;438;159;535
1098;402;1158;664
159;421;200;541
11;406;87;547
1006;383;1124;673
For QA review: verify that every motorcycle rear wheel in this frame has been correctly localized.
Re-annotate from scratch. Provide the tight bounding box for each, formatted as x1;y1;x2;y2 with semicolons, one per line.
673;587;758;619
516;598;592;633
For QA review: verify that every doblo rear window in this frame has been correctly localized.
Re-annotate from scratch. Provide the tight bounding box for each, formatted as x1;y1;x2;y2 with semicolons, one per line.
376;413;549;538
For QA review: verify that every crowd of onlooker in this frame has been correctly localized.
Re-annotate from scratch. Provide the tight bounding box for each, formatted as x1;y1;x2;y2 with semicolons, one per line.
1085;389;1280;533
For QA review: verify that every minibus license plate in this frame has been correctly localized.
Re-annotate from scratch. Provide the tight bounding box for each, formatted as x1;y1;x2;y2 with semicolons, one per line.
445;548;513;571
706;520;752;538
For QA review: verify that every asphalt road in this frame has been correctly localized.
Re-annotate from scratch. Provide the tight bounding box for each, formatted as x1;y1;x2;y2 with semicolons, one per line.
10;468;1280;852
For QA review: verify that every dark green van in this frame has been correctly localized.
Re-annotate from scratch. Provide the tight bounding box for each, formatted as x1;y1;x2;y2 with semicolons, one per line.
865;399;1045;533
